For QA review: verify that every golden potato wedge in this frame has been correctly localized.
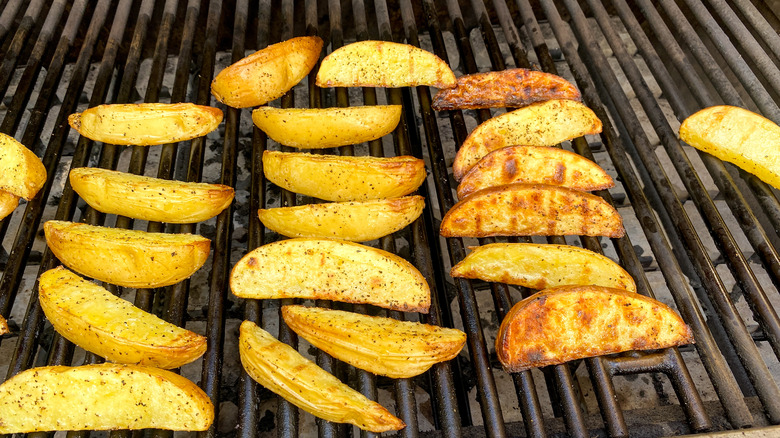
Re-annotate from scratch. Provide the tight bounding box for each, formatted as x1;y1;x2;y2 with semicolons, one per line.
230;238;430;313
0;315;8;335
263;151;426;201
69;167;234;223
44;221;210;288
451;243;636;292
316;40;456;89
440;183;624;238
452;99;603;180
0;190;19;220
258;196;424;241
432;68;581;111
282;305;466;378
239;320;404;432
252;105;402;148
0;132;46;200
457;146;614;199
680;105;780;189
211;36;323;108
68;103;222;146
39;267;207;368
496;285;694;372
0;363;213;432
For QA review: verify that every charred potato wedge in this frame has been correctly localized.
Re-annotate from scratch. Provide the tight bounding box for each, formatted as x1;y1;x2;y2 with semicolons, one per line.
0;363;213;432
70;167;234;223
0;190;19;220
263;151;426;201
0;132;46;200
45;221;210;288
252;105;402;148
496;285;694;372
231;238;430;313
452;99;602;180
0;315;8;335
258;196;424;241
39;267;207;368
282;305;466;378
457;145;614;199
68;103;222;146
239;320;405;432
211;36;323;108
440;183;624;238
451;243;636;292
433;68;580;111
316;40;456;89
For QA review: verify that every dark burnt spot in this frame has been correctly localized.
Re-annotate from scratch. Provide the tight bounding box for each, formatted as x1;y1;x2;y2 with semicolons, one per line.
247;257;258;267
553;163;566;184
503;158;519;180
526;348;546;363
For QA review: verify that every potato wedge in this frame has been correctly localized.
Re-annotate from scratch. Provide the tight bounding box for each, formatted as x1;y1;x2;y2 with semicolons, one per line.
0;315;8;335
0;132;46;200
263;151;426;201
316;40;456;89
432;68;581;111
230;238;430;313
0;190;19;220
211;36;323;108
44;221;210;288
440;183;624;238
258;196;424;241
282;305;466;378
452;99;602;180
457;146;614;199
0;363;213;432
252;105;402;148
69;167;234;223
239;320;404;432
39;267;207;368
68;103;222;146
496;285;694;372
451;243;636;292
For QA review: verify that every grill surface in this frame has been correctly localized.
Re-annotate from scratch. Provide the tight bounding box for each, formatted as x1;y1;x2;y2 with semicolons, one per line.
1;0;780;437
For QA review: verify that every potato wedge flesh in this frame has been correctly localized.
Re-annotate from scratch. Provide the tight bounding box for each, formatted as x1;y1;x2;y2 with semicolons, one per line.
0;315;8;335
0;132;46;200
0;190;19;220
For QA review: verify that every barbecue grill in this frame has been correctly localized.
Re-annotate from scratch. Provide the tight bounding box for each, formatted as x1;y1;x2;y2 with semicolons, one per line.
1;0;780;436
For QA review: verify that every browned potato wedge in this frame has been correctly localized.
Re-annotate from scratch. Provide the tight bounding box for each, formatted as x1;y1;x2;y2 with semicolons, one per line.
496;285;694;372
68;103;222;146
451;243;636;292
432;68;581;111
0;132;46;200
0;363;214;432
440;183;624;238
263;151;426;201
69;167;234;223
452;99;602;180
230;238;430;313
211;36;323;108
239;320;405;432
0;315;8;335
457;146;614;199
316;40;456;89
44;221;210;288
258;196;424;241
282;305;466;378
252;105;402;148
39;267;207;368
0;190;19;220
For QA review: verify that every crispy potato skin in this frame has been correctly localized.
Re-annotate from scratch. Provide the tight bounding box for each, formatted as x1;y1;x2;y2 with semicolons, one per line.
230;238;430;313
316;40;456;88
39;267;207;368
440;183;624;238
69;167;234;223
67;103;222;146
239;321;405;432
457;146;614;199
496;286;694;372
0;132;46;200
252;105;402;148
0;190;19;220
263;151;426;201
452;99;602;180
44;221;210;288
258;196;424;241
433;68;581;111
451;243;636;292
211;36;323;108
